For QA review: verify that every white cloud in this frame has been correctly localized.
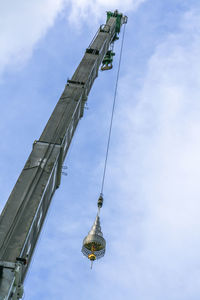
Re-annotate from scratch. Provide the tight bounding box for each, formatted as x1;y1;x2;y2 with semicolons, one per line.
68;0;145;26
0;0;145;78
0;0;64;77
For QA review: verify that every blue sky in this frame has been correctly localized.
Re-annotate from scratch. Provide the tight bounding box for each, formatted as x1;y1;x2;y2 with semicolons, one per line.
1;0;200;299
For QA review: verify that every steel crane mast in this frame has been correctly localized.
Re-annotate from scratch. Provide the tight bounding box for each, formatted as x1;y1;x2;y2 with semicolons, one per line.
0;10;127;299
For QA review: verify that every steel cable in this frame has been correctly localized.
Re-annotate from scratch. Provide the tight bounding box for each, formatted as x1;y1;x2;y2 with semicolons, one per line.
100;23;127;195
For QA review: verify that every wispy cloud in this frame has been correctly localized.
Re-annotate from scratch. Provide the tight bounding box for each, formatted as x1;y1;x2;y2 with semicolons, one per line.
0;0;145;78
0;0;64;77
68;0;145;26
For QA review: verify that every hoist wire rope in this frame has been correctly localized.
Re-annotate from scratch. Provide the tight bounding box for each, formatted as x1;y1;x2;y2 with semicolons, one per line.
100;23;127;195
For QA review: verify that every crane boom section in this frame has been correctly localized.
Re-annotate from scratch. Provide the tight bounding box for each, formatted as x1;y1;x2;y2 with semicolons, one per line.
0;12;127;300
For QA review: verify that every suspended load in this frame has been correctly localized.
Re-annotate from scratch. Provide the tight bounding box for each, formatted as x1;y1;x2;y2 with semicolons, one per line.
82;10;127;268
82;194;105;268
82;214;106;267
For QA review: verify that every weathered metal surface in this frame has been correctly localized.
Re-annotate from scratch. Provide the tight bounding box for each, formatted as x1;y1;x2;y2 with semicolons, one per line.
0;142;60;263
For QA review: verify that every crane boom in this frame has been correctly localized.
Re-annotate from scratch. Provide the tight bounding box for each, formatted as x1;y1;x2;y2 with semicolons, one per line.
0;11;127;299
